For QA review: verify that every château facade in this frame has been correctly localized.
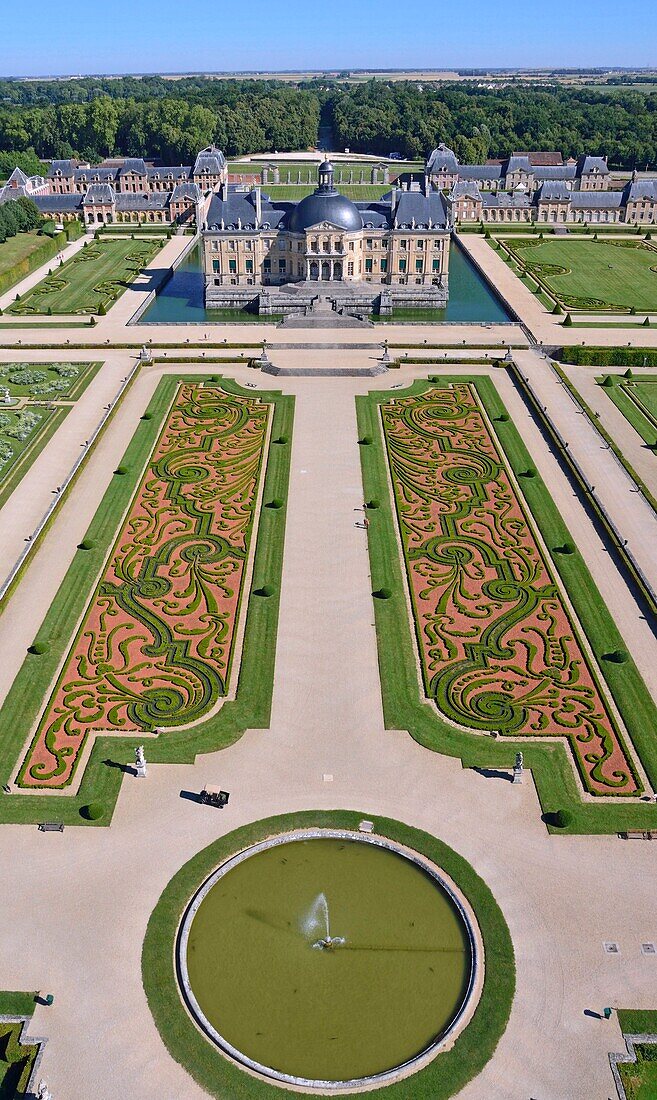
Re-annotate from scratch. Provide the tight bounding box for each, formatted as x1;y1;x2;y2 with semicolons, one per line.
202;160;451;307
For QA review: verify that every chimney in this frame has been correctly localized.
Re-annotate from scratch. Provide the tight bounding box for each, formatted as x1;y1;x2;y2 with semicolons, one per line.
252;186;262;225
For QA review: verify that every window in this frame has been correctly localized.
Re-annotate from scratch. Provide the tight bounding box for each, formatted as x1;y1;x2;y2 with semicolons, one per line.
433;239;441;249
246;260;253;273
349;241;355;251
263;259;271;272
229;240;236;250
212;260;220;273
416;240;424;249
416;259;423;273
348;261;354;276
365;258;373;273
380;258;388;273
366;238;373;249
229;259;237;274
279;260;286;273
245;240;252;251
399;259;407;273
432;259;440;272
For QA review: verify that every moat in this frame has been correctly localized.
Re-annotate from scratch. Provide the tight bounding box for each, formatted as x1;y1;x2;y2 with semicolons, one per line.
139;239;512;324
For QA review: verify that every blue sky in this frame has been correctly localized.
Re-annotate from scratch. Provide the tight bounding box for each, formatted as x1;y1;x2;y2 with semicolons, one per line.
2;0;655;77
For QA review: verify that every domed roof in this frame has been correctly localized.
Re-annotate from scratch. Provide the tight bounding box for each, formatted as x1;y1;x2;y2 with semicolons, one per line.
288;190;363;233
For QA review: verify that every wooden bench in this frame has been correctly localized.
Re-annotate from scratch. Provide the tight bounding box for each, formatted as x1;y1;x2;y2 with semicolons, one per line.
619;830;655;840
38;822;64;833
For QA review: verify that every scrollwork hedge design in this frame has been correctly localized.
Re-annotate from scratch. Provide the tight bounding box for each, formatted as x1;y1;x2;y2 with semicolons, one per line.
18;384;270;789
381;384;641;796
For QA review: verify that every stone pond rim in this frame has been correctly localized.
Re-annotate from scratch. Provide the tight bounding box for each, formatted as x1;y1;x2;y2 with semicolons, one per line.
176;827;484;1091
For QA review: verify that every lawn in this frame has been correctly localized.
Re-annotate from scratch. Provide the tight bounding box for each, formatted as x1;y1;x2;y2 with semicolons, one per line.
599;376;657;447
500;238;657;311
142;810;514;1100
0;232;49;282
263;184;391;201
616;1011;657;1100
0;374;293;823
357;376;657;834
18;383;271;791
0;991;39;1100
7;237;161;316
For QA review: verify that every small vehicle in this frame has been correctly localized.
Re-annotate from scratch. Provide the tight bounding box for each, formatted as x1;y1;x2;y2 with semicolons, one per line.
200;785;230;808
388;152;403;160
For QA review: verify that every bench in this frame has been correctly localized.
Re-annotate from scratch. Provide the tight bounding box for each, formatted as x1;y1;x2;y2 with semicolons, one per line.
619;830;655;840
38;822;64;833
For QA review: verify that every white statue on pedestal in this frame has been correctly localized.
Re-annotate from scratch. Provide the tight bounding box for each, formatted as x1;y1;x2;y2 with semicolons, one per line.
37;1081;52;1100
135;745;147;777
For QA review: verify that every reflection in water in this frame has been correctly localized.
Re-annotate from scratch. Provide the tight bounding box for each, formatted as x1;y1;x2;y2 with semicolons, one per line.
140;242;512;325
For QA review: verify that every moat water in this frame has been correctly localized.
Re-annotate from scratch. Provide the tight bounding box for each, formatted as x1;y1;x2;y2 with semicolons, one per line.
140;240;512;325
182;836;473;1083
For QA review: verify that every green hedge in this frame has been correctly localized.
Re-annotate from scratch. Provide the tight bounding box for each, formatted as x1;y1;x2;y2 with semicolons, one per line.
558;346;657;368
0;230;66;296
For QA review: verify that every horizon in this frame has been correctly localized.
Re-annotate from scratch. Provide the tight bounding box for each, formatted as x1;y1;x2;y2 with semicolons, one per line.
2;0;656;79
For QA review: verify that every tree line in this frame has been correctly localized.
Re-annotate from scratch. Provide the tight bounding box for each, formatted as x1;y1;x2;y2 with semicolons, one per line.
0;197;42;244
0;77;655;169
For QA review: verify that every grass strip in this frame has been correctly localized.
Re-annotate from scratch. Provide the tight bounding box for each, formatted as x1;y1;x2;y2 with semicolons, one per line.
0;374;293;824
357;376;657;834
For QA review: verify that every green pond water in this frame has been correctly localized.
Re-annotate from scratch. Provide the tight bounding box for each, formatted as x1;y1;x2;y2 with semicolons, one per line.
184;837;473;1082
140;241;511;324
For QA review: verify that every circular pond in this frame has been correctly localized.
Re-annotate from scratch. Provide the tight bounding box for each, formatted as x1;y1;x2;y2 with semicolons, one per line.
178;830;478;1088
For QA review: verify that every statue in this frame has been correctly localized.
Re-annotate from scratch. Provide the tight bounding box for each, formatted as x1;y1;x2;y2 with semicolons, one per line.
140;344;152;364
37;1082;52;1100
135;745;147;777
513;751;524;784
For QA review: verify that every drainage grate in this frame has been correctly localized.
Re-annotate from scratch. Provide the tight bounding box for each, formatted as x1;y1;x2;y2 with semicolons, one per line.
604;942;620;955
642;943;656;955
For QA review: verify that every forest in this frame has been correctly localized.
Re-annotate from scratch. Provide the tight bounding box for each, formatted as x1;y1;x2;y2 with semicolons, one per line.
0;77;655;169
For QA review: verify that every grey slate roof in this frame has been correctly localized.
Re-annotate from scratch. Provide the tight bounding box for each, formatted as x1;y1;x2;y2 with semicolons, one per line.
206;189;287;231
147;166;191;181
356;203;390;229
450;181;483;200
426;143;459;174
482;191;531;208
625;180;657;202
505;156;533;174
47;160;76;177
193;146;227;176
34;194;83;213
533;165;577;181
571;191;624;208
74;167;117;183
536;182;572;201
83;184;116;205
115;191;170;210
394;189;449;229
578;156;609;176
119;159;148;175
171;182;201;202
459;164;503;181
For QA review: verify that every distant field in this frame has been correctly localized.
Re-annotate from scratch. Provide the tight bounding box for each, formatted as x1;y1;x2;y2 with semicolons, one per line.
501;237;657;311
0;231;49;281
8;238;160;316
